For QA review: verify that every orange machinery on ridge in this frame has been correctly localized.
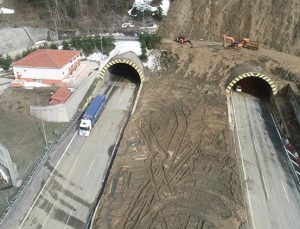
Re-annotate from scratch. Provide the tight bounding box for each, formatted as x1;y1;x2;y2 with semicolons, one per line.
223;35;259;50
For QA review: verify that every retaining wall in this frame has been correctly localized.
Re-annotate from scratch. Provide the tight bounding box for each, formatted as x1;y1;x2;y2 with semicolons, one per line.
30;73;96;122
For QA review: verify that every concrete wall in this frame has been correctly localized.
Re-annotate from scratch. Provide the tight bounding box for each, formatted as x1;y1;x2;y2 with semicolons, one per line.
0;144;18;187
0;27;58;56
30;73;96;122
287;84;300;125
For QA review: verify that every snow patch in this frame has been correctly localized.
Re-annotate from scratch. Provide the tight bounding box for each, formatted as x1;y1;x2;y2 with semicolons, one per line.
34;40;48;46
23;82;50;89
0;7;15;14
87;40;142;70
144;50;161;71
129;0;170;16
161;0;170;15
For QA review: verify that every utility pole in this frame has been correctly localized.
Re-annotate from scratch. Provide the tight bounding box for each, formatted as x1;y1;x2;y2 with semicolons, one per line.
36;94;48;148
100;35;104;55
142;9;145;28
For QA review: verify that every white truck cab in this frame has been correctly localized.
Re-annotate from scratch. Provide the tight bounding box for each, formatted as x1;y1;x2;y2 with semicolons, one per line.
79;119;92;136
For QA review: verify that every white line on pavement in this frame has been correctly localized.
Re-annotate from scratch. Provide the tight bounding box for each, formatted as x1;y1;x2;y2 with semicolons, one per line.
231;94;256;229
246;182;256;229
41;204;54;229
258;112;262;122
87;159;95;176
281;179;290;202
19;132;78;228
104;124;111;136
63;209;73;229
261;174;269;200
118;97;124;106
69;153;81;175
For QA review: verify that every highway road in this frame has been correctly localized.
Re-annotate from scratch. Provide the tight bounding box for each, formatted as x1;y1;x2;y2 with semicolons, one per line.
231;92;300;229
4;78;137;229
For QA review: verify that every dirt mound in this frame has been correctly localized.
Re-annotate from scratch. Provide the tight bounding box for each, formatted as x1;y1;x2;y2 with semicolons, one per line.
158;0;300;55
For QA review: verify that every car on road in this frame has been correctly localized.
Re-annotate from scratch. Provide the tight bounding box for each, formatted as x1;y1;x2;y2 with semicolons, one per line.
236;85;242;92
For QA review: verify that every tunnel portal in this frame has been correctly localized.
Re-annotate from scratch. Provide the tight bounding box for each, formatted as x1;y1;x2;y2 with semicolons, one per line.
226;72;277;99
233;77;273;100
108;63;141;84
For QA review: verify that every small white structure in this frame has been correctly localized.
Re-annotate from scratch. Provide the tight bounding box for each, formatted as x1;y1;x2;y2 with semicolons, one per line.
12;49;81;87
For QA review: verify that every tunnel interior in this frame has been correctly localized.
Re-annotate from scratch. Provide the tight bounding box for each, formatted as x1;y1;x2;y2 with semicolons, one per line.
233;77;273;100
108;63;141;84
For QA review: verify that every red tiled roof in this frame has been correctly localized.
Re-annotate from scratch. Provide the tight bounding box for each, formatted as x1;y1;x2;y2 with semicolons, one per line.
51;88;72;104
13;49;80;68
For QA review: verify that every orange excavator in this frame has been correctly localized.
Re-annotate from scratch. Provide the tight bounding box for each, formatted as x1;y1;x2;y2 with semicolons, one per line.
223;35;259;50
175;36;193;48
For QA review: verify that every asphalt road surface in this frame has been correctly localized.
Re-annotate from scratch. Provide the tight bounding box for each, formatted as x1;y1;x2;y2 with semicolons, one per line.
16;79;136;229
231;92;300;229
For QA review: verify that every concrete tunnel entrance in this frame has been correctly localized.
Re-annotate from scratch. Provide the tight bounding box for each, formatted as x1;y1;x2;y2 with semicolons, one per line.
226;71;277;100
108;63;141;84
99;52;145;85
233;77;273;100
97;52;144;113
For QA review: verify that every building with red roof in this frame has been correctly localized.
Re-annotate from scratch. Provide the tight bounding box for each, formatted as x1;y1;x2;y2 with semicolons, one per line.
50;88;72;105
12;49;81;87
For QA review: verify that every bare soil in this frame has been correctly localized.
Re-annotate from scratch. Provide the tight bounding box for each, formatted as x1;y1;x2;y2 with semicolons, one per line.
0;87;68;215
93;41;300;228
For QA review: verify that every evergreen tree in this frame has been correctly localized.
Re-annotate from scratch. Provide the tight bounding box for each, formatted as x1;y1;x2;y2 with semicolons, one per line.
0;55;13;70
62;40;71;50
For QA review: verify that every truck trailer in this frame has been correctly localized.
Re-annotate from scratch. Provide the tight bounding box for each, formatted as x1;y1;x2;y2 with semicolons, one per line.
79;94;106;136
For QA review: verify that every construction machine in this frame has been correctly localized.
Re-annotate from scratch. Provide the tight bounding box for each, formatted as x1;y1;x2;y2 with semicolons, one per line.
175;36;193;47
223;35;259;50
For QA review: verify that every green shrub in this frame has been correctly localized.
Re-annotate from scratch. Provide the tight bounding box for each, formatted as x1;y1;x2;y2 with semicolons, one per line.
140;40;147;60
139;32;161;50
49;43;58;49
153;6;163;21
0;55;13;70
62;40;71;50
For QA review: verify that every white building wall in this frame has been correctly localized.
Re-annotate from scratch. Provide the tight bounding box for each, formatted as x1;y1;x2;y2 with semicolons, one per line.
13;54;80;81
13;66;64;80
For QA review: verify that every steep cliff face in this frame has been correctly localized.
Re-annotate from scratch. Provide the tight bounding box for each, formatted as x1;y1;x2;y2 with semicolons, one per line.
158;0;300;55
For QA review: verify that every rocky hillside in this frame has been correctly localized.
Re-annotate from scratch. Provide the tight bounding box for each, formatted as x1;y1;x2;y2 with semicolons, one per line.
158;0;300;55
0;0;134;32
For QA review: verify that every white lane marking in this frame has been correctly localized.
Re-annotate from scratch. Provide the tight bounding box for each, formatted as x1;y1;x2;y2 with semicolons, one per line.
266;138;275;156
87;159;95;176
118;97;124;106
19;132;77;228
104;124;111;136
246;182;256;229
261;175;269;200
63;209;73;229
41;204;54;229
281;179;290;202
231;94;256;229
266;137;271;148
69;153;81;175
258;112;262;122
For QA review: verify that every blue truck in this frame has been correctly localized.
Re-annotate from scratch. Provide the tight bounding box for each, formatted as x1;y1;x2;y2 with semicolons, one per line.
79;94;106;136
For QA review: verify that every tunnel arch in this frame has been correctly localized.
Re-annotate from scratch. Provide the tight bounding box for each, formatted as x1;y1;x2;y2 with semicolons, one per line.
99;57;144;82
226;72;277;95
